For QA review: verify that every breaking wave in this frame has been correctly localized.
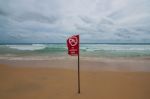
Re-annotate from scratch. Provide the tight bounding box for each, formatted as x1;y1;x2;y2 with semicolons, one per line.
0;44;150;58
6;44;47;51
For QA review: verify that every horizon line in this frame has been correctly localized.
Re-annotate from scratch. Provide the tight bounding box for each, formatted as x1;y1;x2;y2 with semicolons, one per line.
0;43;150;45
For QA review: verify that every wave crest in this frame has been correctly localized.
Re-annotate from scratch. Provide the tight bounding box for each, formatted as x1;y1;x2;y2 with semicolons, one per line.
6;44;47;51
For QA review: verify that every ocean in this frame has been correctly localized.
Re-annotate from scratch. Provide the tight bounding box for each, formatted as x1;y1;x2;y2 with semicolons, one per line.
0;43;150;60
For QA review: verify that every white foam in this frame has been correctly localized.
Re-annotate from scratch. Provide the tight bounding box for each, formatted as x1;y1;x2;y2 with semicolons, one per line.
6;44;47;51
81;45;150;51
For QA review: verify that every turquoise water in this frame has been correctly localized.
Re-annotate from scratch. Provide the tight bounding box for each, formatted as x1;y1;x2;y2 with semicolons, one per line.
0;44;150;58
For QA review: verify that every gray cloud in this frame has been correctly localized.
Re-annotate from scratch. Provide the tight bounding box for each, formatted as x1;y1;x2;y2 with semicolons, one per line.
0;9;9;16
13;12;59;24
0;0;150;43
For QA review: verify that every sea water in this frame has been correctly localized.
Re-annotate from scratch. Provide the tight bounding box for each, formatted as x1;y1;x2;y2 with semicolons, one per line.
0;43;150;60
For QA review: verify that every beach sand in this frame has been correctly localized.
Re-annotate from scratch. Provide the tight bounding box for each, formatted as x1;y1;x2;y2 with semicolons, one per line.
0;58;150;99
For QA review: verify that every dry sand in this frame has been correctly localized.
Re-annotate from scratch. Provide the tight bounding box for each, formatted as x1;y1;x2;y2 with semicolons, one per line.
0;58;150;99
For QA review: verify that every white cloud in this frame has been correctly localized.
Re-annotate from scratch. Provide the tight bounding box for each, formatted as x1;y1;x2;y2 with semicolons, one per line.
0;0;150;43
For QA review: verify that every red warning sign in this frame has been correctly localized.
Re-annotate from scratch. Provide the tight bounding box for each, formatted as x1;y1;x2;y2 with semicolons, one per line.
67;35;79;56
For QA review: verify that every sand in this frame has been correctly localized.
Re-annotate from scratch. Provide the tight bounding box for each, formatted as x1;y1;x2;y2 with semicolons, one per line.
0;58;150;99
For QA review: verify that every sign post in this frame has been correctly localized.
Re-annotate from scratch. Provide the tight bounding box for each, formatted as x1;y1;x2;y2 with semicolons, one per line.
67;35;80;94
78;47;80;94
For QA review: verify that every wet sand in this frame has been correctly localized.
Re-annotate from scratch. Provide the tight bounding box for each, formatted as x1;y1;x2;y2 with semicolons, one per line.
0;58;150;99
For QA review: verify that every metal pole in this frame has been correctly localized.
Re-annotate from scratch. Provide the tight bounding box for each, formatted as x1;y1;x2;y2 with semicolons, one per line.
78;49;80;94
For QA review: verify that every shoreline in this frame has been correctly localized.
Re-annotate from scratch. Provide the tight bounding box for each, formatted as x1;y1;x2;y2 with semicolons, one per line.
0;56;150;72
1;55;150;60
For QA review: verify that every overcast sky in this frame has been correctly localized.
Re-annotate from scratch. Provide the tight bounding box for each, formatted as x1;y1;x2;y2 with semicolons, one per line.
0;0;150;43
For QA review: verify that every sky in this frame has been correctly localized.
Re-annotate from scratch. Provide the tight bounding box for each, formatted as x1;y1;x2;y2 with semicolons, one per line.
0;0;150;43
